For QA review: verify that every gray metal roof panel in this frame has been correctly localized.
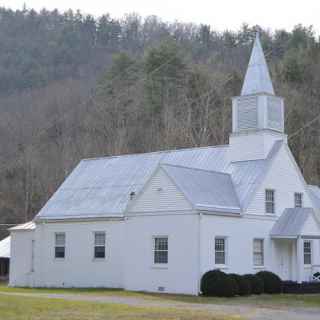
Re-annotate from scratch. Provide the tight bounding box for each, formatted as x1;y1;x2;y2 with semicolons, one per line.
161;164;241;214
229;140;283;209
270;208;314;237
0;236;10;258
228;159;266;206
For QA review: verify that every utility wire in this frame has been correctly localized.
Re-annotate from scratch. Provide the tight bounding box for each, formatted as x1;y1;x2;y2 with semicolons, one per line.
288;113;320;141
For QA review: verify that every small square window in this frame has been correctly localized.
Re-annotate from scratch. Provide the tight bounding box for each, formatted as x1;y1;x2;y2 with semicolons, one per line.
153;237;168;264
94;232;106;259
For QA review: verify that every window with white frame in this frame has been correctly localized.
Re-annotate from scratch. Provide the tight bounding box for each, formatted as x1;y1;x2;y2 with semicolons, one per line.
55;232;65;258
153;237;168;264
253;239;264;266
94;232;106;259
304;240;312;265
215;237;226;265
265;189;275;214
294;193;303;208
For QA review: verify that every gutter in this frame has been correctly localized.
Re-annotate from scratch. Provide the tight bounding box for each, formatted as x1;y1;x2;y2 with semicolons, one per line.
35;216;125;223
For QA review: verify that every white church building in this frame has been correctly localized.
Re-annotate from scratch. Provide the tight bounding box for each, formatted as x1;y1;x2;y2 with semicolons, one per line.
9;34;320;295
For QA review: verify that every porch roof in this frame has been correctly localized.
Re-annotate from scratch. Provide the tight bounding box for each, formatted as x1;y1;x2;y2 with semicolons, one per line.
270;208;318;238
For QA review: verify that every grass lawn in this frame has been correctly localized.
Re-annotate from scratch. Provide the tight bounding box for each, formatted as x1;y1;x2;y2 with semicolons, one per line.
0;294;238;320
0;282;145;297
148;292;320;308
0;281;320;311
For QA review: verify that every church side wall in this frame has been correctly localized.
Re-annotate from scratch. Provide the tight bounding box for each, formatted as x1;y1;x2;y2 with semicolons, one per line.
246;145;313;216
32;220;124;288
200;214;277;277
124;214;199;295
125;167;199;295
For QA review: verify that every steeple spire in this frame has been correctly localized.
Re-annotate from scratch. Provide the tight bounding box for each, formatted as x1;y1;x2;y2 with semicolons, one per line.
241;33;274;96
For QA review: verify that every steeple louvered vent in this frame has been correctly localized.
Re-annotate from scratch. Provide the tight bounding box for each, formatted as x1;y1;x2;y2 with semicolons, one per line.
237;96;258;130
267;96;284;131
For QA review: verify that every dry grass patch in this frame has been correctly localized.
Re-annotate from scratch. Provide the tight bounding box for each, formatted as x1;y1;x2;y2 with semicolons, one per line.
0;294;240;320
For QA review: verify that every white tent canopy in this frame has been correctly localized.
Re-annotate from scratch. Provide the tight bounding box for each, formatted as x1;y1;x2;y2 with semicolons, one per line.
0;236;10;259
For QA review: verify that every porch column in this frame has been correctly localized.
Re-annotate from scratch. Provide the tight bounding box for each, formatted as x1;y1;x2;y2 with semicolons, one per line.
296;236;304;283
270;239;275;272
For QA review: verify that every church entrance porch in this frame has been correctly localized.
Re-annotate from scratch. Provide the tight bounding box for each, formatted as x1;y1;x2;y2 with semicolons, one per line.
270;208;320;283
272;236;320;283
273;239;294;281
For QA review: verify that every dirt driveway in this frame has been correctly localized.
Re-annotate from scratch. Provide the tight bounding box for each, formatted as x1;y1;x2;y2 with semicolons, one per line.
0;291;319;320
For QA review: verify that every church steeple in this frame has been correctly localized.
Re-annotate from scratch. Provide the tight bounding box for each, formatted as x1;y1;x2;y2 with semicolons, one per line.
231;33;284;134
229;34;286;161
241;33;274;96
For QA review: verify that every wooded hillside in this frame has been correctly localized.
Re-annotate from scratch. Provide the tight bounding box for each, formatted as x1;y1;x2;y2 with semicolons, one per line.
1;7;320;237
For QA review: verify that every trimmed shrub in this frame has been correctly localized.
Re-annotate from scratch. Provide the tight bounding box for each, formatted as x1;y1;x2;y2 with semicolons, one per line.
201;270;238;297
256;271;282;294
229;274;251;296
243;274;264;295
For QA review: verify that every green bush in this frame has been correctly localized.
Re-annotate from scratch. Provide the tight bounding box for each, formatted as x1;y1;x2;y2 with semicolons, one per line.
229;274;251;296
201;270;238;297
243;274;264;295
256;271;282;294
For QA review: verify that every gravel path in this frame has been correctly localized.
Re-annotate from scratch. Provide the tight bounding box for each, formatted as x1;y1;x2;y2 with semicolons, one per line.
1;291;319;320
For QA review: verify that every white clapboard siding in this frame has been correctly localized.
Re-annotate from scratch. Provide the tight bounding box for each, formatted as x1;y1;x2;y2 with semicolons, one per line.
246;145;312;216
129;168;192;213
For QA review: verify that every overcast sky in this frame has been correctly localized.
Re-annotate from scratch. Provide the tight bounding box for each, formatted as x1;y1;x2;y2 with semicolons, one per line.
1;0;319;34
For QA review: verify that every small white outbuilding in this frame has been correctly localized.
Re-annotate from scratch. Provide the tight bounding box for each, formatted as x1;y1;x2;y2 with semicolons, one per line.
0;236;10;280
8;34;320;294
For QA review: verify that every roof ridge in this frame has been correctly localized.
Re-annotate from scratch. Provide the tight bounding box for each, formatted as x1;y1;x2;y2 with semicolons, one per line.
81;144;229;162
231;158;266;164
161;163;230;176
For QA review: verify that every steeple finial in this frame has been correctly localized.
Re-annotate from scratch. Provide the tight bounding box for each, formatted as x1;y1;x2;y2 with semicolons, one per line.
241;32;274;96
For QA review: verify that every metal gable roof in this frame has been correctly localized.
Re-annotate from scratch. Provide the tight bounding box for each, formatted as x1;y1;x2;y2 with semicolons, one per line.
161;164;241;214
36;140;282;220
0;236;10;258
270;208;316;238
36;145;231;219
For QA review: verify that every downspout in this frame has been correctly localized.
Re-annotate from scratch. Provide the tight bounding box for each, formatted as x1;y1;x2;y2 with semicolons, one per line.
197;212;202;295
296;235;303;284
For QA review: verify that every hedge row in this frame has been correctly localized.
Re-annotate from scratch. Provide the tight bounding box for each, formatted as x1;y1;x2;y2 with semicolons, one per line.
201;270;282;297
